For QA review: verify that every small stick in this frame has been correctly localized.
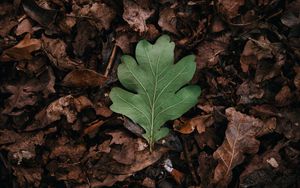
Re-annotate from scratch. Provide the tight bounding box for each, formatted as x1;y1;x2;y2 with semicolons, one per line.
182;136;200;185
104;44;117;77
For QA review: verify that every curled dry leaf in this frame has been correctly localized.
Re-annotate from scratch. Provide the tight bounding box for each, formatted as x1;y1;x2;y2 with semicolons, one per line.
173;114;214;134
1;34;41;61
62;69;107;87
42;35;83;70
213;107;275;187
123;0;154;33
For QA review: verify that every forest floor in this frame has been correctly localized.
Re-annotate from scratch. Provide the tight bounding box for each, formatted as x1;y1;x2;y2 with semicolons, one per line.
0;0;299;187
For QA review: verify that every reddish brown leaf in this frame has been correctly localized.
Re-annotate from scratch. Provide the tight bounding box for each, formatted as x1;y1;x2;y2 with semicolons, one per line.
213;107;274;186
1;34;41;61
62;69;107;87
173;115;214;134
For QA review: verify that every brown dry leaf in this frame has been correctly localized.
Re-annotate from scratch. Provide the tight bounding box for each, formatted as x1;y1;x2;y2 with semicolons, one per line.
216;0;245;20
158;8;178;35
1;34;41;61
240;36;273;73
62;69;107;87
236;80;264;104
81;130;168;187
275;85;292;106
0;129;22;145
74;2;116;30
15;18;34;36
196;33;230;69
0;16;18;37
173;115;214;134
1;75;52;115
42;35;83;70
213;107;274;187
239;142;287;187
27;95;93;131
115;25;139;53
50;144;86;162
72;20;97;57
12;166;43;188
123;0;154;33
0;131;44;165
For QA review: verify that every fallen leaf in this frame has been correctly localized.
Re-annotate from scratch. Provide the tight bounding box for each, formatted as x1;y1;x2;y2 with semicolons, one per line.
239;142;288;188
123;0;154;33
62;69;107;87
236;80;264;104
1;34;41;61
1;78;45;115
12;166;43;187
80;130;168;187
196;33;230;69
26;95;93;131
216;0;245;20
72;20;97;57
173;114;214;134
275;85;292;106
15;18;34;36
158;8;178;35
115;25;139;53
1;131;44;165
42;35;84;70
213;107;274;186
74;2;116;31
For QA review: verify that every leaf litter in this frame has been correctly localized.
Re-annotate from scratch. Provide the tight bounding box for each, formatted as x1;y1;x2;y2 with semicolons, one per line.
0;0;299;187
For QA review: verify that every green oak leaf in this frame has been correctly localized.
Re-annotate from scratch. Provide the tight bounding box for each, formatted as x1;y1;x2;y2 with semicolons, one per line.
109;35;201;150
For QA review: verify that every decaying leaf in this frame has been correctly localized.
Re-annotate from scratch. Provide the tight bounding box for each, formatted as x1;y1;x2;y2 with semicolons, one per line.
123;0;154;33
1;69;55;115
62;69;107;87
42;35;83;70
213;107;275;186
216;0;245;20
26;95;93;131
1;34;41;61
196;33;230;69
81;130;168;187
110;35;201;149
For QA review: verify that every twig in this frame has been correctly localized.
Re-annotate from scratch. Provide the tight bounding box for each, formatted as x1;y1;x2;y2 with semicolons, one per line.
181;136;199;185
104;44;117;77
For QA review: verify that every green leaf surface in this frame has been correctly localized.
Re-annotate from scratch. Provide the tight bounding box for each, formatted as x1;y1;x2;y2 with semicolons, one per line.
109;35;201;149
